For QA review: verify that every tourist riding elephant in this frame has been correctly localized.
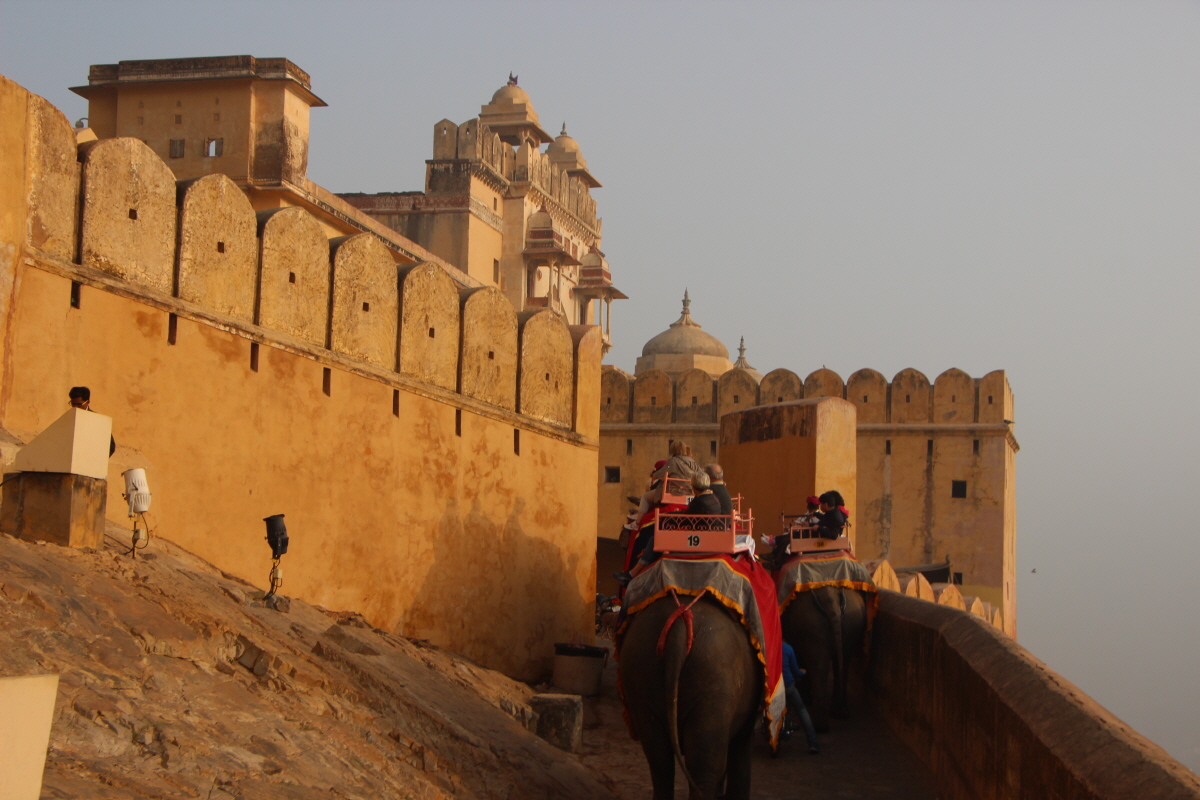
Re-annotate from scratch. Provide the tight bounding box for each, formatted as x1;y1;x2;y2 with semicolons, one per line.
619;594;763;800
780;585;869;731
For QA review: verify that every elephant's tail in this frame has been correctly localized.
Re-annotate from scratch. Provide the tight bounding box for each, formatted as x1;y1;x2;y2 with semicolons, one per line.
662;599;702;796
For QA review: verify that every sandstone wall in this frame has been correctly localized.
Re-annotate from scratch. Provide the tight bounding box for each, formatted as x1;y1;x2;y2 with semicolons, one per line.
0;75;602;680
598;360;1018;634
871;591;1200;800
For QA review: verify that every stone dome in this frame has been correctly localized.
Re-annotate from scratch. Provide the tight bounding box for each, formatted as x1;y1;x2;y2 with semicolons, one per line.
640;291;729;360
491;82;532;107
547;126;581;157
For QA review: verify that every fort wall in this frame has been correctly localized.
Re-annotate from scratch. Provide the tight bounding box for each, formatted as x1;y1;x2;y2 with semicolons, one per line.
599;362;1017;634
871;591;1200;799
0;75;601;680
717;398;857;548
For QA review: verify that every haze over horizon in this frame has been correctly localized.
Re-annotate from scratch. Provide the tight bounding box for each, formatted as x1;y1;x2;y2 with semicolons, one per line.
2;0;1197;774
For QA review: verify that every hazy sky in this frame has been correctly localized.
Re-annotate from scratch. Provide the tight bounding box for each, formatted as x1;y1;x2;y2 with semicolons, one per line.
2;0;1198;773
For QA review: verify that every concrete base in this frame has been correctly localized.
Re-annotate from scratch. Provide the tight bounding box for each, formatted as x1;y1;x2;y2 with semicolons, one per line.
0;472;107;549
0;674;60;800
529;694;583;753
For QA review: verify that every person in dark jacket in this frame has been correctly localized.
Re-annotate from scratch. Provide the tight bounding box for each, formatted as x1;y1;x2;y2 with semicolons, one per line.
683;471;722;516
812;490;847;539
782;641;820;753
704;463;734;515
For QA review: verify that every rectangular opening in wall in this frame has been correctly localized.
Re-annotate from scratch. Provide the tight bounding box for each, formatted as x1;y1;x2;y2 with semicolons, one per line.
392;389;400;417
249;342;259;373
650;396;656;406
710;441;717;456
288;272;296;284
128;208;138;220
604;466;621;483
951;480;967;498
493;259;500;284
203;138;223;157
169;139;185;158
953;572;963;585
216;241;225;254
988;395;994;404
69;281;81;309
927;439;934;457
174;114;182;124
513;429;520;455
455;409;462;436
167;313;178;345
733;394;739;403
885;439;891;455
973;439;980;455
626;439;633;456
428;327;435;338
692;396;698;405
322;368;331;397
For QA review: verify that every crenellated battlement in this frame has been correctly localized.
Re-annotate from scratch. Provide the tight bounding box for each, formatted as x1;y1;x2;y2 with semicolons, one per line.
22;109;599;438
601;364;1014;430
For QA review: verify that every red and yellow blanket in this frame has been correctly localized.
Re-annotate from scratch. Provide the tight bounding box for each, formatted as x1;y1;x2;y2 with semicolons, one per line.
618;554;787;748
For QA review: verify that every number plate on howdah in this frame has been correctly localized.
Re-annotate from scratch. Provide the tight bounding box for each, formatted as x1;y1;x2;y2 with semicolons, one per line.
655;528;737;553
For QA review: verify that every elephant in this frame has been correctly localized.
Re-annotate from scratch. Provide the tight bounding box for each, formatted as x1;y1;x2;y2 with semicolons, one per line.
619;593;763;800
780;585;869;732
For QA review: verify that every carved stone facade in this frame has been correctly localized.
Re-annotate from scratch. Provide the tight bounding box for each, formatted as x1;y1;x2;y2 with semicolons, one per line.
340;78;625;349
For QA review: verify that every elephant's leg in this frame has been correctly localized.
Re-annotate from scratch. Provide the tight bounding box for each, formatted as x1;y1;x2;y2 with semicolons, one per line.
637;730;677;800
721;711;757;800
834;591;868;719
679;720;728;800
806;642;834;732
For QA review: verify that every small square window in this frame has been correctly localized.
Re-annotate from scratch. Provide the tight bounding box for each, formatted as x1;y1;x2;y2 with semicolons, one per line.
204;138;223;157
650;396;657;406
169;139;185;158
733;394;740;403
691;396;697;405
175;114;182;124
951;480;967;498
288;272;296;284
604;467;621;483
216;241;225;254
128;208;138;220
362;301;370;312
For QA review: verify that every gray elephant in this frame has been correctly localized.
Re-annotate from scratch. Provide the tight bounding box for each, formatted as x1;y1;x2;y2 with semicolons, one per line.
780;585;869;731
619;594;763;800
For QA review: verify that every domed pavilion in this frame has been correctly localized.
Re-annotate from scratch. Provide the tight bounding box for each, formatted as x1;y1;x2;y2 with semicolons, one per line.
634;291;735;378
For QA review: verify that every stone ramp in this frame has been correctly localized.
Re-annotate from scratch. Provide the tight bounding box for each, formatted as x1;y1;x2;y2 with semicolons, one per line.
578;641;937;799
0;527;614;800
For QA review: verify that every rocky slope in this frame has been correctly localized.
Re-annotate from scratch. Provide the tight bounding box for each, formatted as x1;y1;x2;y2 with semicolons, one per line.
0;526;616;799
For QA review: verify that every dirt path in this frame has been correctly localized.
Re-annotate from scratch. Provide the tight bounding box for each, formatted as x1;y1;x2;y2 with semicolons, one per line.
578;643;940;800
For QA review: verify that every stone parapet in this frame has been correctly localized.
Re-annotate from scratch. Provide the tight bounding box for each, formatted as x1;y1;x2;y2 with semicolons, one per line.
871;591;1200;799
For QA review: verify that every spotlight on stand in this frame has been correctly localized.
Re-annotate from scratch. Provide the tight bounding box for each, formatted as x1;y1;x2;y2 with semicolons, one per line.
121;468;152;557
263;514;288;599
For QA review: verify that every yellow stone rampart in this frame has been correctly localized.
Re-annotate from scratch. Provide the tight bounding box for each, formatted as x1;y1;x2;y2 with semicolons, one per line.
0;74;603;680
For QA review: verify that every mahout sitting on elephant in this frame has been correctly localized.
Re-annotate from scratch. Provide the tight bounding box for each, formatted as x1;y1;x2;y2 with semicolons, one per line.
619;591;763;800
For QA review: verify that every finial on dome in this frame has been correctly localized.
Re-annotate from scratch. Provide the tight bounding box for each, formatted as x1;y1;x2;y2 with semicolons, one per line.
561;122;568;136
670;289;699;329
507;72;518;86
734;336;755;370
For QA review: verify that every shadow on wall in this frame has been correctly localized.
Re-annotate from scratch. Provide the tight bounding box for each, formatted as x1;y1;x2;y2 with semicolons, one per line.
399;494;583;682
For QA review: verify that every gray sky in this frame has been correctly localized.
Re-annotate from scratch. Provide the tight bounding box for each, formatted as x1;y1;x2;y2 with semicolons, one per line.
3;0;1198;773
